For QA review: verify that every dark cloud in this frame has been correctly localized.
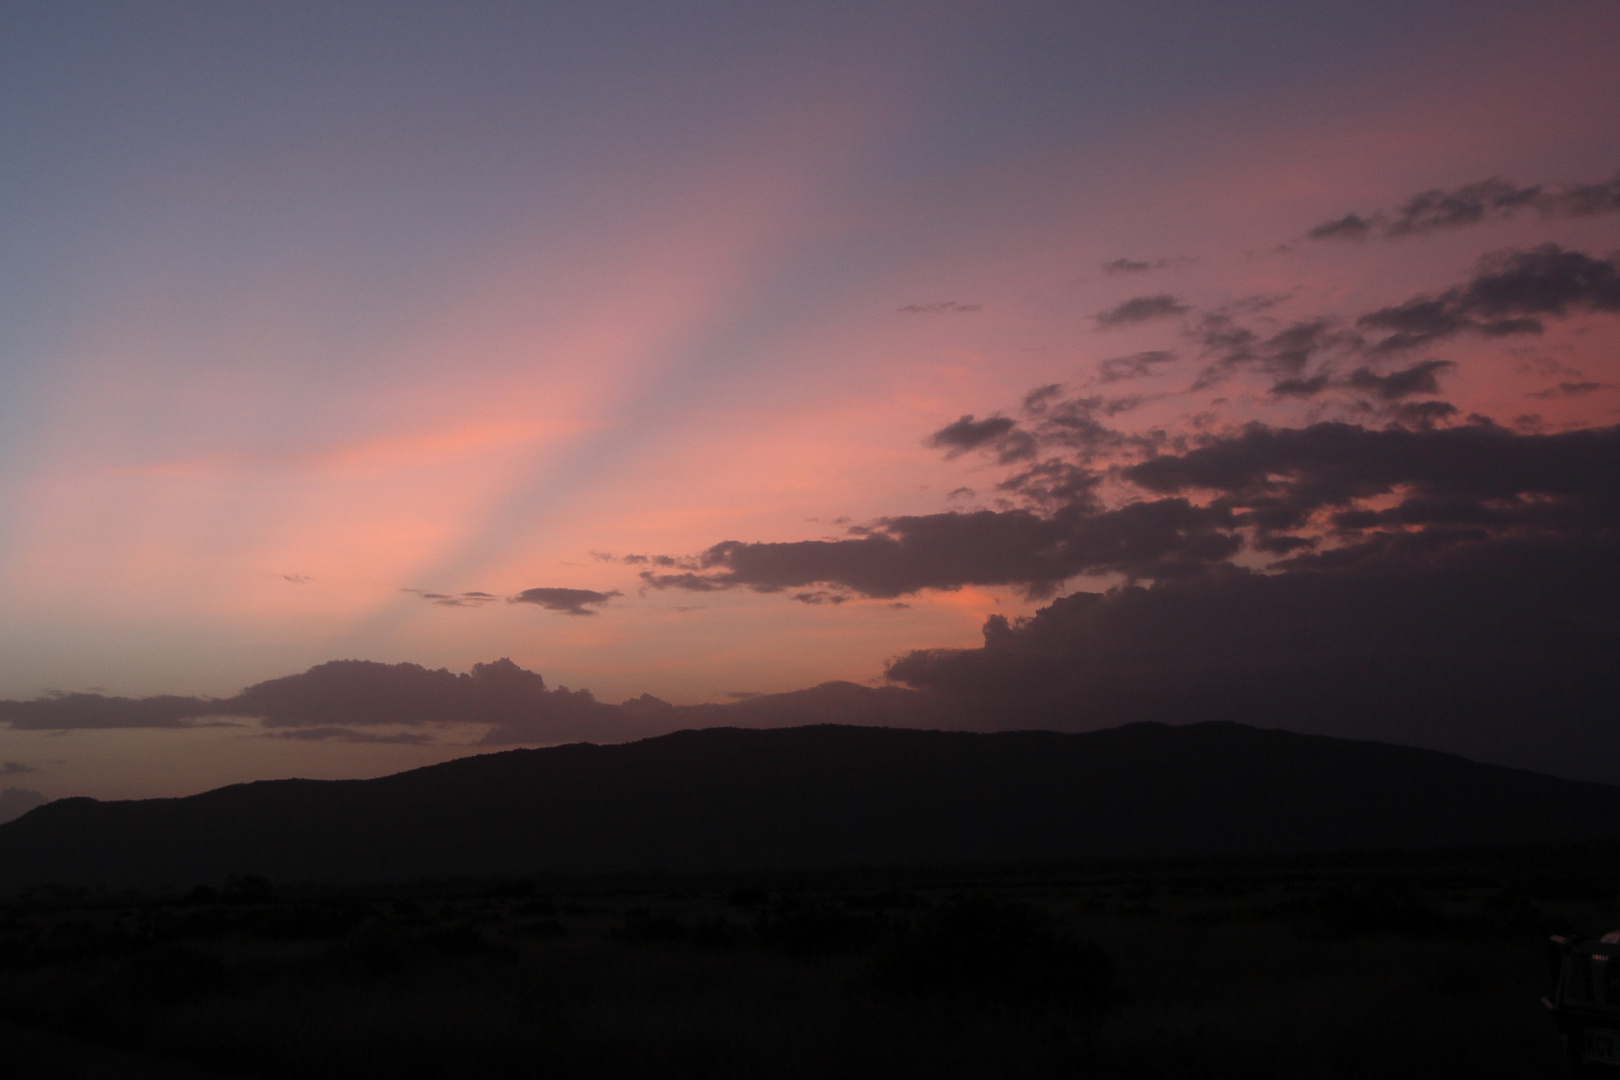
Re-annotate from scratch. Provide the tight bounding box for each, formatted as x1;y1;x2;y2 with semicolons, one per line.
0;693;224;730
634;571;728;592
264;727;436;745
885;533;1620;783
1464;245;1620;317
1307;213;1374;241
1;761;35;775
1098;350;1177;382
640;392;1620;601
1384;178;1542;236
1308;172;1620;241
0;788;48;825
1345;359;1455;400
928;415;1035;464
1022;384;1064;410
929;414;1016;452
1358;245;1620;351
1355;297;1471;350
898;301;981;314
240;657;616;737
619;693;676;721
792;590;850;605
474;684;637;746
508;587;622;616
1527;381;1611;399
638;500;1241;599
608;553;688;568
1099;395;1146;415
1553;173;1620;217
1124;421;1620;539
1383;400;1459;430
1268;375;1331;398
1013;389;1160;467
1094;294;1188;328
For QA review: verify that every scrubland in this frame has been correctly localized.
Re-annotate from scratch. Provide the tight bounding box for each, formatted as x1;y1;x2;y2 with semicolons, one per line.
1;847;1613;1078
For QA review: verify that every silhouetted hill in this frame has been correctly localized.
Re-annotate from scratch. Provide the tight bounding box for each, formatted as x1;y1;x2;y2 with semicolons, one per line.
5;722;1620;892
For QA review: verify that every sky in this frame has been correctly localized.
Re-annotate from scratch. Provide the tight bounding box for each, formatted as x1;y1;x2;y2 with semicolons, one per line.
1;0;1618;806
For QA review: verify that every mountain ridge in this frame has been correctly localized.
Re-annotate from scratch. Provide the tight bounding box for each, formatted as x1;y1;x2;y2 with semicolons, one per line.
5;721;1619;893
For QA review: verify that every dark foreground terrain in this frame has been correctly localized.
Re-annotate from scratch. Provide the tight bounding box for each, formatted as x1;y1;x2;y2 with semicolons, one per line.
2;846;1612;1079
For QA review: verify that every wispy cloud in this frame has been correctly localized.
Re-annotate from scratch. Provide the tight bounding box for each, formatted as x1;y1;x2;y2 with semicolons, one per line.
898;300;982;314
262;727;436;745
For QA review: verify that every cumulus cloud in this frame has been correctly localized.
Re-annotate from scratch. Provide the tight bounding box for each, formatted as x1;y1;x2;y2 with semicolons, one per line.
1094;294;1188;328
508;587;622;616
234;661;471;727
1308;172;1620;241
229;657;635;746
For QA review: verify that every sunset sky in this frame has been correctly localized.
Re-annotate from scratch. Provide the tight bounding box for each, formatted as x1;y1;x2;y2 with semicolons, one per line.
2;1;1618;804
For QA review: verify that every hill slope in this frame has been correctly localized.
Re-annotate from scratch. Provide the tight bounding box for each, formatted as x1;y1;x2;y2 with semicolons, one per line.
4;722;1620;891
